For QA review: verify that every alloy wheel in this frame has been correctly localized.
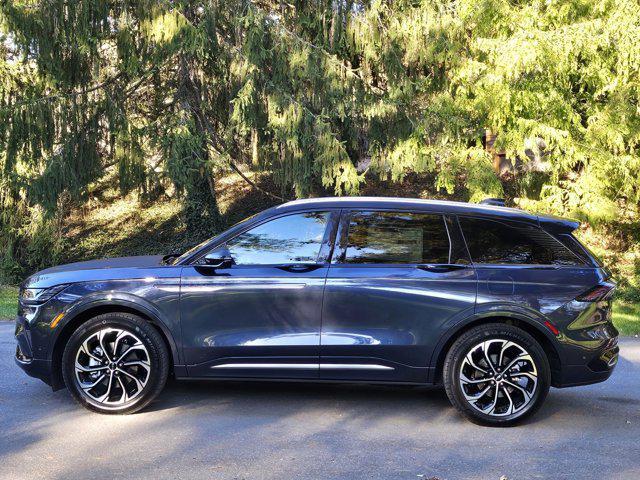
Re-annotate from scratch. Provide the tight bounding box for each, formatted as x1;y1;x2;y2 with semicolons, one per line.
459;339;538;417
74;327;151;406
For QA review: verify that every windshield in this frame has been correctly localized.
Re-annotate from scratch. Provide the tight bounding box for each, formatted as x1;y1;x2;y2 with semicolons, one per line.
168;238;212;265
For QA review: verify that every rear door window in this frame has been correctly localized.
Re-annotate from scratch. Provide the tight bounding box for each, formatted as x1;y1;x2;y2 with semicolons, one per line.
459;217;581;266
342;211;459;264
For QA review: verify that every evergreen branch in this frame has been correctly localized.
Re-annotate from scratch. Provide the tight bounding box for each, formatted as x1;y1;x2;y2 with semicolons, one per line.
5;72;124;111
228;159;288;202
249;3;385;95
213;33;353;166
192;107;290;202
2;62;164;112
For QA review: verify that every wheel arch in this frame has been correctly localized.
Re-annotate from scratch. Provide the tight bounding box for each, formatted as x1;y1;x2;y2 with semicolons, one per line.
430;314;562;386
50;301;178;391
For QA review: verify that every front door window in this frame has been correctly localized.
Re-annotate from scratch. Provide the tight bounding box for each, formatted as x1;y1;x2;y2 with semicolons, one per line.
226;212;330;265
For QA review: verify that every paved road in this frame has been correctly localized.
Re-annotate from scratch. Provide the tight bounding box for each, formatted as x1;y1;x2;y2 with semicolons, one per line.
1;322;639;480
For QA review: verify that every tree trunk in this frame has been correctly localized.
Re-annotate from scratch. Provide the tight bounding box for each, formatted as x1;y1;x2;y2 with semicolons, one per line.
177;21;223;234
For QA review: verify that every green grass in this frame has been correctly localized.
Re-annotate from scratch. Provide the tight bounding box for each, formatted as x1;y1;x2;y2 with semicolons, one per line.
613;299;640;336
0;285;18;320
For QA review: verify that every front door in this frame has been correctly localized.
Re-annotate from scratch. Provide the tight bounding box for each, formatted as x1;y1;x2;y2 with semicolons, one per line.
181;210;338;379
320;210;477;383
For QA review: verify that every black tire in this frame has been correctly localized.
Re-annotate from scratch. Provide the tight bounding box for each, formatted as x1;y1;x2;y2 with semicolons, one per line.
443;323;551;427
62;312;169;414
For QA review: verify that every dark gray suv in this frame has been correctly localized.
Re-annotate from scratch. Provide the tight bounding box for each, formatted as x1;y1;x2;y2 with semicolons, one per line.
14;197;618;425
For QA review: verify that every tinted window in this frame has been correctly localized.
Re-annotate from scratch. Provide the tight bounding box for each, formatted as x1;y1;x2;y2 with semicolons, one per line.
459;217;580;265
557;234;598;266
226;212;329;265
343;211;453;264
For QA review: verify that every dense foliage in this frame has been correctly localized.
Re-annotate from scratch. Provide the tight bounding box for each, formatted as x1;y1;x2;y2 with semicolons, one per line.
1;0;639;283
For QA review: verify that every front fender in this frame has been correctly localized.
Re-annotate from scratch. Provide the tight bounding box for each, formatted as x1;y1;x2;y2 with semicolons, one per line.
49;281;182;366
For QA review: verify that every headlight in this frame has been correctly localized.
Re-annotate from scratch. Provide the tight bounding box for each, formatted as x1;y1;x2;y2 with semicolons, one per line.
19;284;70;305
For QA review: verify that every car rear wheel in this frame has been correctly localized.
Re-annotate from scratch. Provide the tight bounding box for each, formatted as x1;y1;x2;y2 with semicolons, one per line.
443;323;550;426
62;312;169;414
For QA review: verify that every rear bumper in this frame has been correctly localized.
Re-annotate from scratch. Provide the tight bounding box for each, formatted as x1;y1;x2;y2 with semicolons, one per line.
553;342;619;388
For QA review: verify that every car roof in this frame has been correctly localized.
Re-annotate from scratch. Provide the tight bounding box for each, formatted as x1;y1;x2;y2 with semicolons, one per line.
271;196;579;231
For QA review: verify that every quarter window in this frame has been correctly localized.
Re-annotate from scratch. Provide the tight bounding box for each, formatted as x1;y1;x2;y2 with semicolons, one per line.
343;211;455;264
459;217;580;265
226;212;330;265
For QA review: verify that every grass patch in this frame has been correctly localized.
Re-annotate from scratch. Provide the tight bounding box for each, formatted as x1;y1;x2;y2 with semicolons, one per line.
613;299;640;336
0;285;18;320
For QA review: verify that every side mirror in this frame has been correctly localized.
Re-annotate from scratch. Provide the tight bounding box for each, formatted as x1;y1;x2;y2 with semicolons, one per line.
203;247;234;268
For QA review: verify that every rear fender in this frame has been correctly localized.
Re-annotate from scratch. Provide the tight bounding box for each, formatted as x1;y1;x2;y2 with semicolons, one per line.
428;303;560;383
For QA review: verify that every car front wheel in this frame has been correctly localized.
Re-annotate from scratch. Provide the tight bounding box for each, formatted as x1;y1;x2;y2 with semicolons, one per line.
62;312;169;414
443;323;551;426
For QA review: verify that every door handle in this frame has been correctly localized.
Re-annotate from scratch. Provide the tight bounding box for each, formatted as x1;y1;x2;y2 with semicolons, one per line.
276;264;323;273
417;263;469;273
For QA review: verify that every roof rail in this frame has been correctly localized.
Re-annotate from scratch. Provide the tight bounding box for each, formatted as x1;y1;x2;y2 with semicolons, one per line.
479;198;506;207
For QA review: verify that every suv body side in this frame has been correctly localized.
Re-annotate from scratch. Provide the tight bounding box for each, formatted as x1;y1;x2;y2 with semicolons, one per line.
170;202;617;386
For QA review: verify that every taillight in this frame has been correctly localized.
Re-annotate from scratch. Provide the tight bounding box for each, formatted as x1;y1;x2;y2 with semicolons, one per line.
576;282;616;302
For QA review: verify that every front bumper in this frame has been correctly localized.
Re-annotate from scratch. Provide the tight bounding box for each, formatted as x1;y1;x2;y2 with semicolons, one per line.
14;315;54;387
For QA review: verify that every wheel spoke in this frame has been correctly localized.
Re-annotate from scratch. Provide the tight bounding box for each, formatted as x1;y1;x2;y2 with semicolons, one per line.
498;341;515;369
502;353;533;373
97;329;112;361
460;372;491;385
80;342;103;363
122;360;151;372
97;372;115;402
502;385;515;415
116;375;129;403
112;330;128;359
75;362;108;373
503;379;533;402
80;373;106;389
462;384;492;402
117;368;145;393
481;386;500;414
482;341;497;373
464;351;488;375
116;343;146;363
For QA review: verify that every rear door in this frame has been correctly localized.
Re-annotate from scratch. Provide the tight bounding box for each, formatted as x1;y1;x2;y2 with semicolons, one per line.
320;210;477;383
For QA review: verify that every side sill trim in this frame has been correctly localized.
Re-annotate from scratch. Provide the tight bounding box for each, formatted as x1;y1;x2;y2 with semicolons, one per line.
210;363;394;371
212;363;317;369
321;363;393;371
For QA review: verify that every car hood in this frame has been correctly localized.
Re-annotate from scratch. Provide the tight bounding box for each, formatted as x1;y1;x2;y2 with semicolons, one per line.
23;255;173;288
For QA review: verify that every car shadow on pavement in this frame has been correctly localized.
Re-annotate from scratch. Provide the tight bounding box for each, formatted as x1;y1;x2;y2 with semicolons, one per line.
146;379;453;415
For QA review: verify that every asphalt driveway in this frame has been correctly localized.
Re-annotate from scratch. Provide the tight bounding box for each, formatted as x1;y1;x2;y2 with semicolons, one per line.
1;321;639;480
